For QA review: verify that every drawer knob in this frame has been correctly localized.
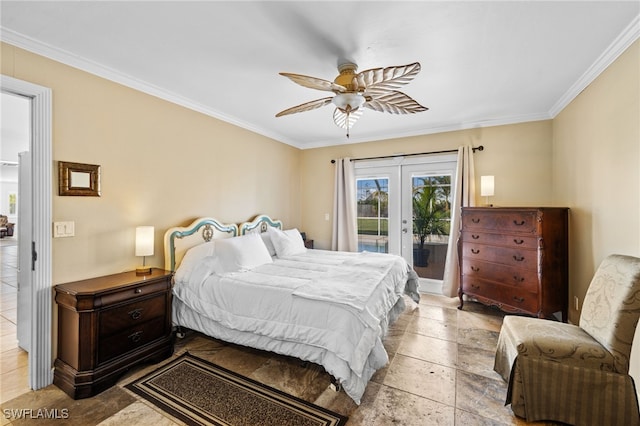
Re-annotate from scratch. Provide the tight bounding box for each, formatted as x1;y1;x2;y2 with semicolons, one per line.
513;239;524;245
135;288;142;294
513;276;525;283
471;284;480;290
513;296;525;303
471;248;480;254
513;255;525;262
471;266;480;272
513;220;526;226
128;331;143;343
472;234;480;239
128;308;143;320
471;218;480;224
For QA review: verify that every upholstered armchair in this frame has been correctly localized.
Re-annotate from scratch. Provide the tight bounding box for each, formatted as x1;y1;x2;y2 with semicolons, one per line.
494;254;640;426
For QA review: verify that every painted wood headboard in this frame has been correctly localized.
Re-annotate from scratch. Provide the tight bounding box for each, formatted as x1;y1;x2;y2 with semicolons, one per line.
239;214;283;235
163;217;238;272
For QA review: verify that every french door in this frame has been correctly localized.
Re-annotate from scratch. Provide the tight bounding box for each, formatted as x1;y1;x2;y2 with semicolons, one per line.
354;155;457;286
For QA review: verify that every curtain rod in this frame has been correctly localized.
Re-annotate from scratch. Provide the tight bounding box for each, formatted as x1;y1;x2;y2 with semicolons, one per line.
330;145;484;163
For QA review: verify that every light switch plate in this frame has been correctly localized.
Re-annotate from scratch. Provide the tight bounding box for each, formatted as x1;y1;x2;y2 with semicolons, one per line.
53;221;75;238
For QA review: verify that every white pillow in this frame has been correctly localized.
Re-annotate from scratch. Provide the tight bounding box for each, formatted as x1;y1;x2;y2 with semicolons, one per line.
260;232;277;257
174;241;216;283
215;233;273;273
267;227;307;257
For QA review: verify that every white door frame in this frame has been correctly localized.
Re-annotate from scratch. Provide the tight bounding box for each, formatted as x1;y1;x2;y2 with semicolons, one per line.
1;75;53;390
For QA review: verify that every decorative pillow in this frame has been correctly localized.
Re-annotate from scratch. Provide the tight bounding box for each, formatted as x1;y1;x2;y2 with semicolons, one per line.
267;227;307;257
215;233;273;273
174;241;216;283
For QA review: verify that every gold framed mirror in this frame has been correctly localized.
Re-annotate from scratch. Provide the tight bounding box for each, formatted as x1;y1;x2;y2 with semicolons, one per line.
58;161;101;196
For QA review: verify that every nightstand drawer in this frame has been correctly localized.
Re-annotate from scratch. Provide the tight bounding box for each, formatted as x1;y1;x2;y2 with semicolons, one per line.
99;280;170;307
99;294;166;337
98;316;167;364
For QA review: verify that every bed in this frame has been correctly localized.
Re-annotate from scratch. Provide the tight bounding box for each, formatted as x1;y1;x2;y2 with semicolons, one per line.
164;214;420;404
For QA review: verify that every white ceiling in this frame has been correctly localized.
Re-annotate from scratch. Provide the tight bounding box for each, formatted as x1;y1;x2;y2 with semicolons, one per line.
1;1;638;149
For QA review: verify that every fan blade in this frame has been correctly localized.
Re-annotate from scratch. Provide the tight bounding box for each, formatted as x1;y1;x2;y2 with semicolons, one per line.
276;97;334;117
280;73;347;93
355;62;421;92
364;91;428;114
333;107;363;129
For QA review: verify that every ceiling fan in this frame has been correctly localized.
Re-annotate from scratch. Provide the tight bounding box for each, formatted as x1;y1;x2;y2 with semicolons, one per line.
276;62;428;137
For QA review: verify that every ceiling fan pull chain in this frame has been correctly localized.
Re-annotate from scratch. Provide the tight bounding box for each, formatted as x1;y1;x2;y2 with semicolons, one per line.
346;109;350;138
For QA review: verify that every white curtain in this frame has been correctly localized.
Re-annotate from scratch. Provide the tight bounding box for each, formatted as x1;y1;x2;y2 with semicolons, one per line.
332;158;358;251
441;146;477;297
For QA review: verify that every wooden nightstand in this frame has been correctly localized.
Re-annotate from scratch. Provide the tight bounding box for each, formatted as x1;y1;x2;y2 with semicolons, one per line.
54;268;174;399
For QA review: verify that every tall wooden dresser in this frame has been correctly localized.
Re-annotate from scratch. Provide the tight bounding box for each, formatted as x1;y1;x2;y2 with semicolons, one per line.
458;207;568;321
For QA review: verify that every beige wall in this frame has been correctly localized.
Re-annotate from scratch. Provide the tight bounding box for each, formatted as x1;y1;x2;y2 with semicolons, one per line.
1;43;301;284
552;40;639;383
300;120;555;250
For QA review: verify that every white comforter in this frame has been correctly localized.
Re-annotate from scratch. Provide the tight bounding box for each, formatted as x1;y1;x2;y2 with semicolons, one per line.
172;249;419;404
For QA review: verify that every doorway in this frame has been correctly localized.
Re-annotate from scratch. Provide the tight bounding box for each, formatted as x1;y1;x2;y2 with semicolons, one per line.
1;75;53;390
355;154;457;293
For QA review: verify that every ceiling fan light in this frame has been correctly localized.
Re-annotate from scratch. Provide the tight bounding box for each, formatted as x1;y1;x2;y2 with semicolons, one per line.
332;93;365;111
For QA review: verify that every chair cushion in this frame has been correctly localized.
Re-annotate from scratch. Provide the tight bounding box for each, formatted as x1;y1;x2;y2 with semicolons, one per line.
497;315;616;374
579;254;640;373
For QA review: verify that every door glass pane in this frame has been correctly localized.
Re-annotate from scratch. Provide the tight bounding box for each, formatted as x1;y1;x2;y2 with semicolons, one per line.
412;175;451;279
357;178;389;253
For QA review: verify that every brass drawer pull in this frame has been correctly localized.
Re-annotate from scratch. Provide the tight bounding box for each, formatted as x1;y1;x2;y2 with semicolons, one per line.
471;249;480;254
513;255;525;261
471;284;480;290
513;220;526;226
472;234;480;239
471;218;480;224
513;276;525;282
134;288;142;294
471;266;480;272
128;331;143;343
128;308;143;320
513;239;524;245
513;296;525;303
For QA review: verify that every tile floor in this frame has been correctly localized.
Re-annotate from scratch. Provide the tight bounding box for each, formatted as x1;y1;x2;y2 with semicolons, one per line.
0;239;555;425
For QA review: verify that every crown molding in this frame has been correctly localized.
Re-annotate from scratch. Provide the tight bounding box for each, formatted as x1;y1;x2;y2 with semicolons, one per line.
548;14;640;117
3;15;638;150
0;27;289;145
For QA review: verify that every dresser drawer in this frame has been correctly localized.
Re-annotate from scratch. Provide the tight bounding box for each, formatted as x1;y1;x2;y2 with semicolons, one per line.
99;280;169;307
460;231;539;250
99;294;166;337
461;276;539;313
461;259;539;292
98;316;167;364
462;210;539;234
461;243;538;270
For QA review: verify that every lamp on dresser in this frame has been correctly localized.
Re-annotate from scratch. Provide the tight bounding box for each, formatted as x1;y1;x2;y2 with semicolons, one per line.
480;175;494;206
135;226;154;275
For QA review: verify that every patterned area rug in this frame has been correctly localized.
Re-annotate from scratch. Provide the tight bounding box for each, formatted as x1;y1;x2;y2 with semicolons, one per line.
126;352;348;426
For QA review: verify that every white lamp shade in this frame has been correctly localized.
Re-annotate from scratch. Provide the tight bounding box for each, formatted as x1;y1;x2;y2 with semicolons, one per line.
135;226;154;257
480;176;495;197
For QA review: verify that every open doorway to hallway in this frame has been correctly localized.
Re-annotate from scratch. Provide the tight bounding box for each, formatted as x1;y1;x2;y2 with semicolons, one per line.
0;91;30;401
